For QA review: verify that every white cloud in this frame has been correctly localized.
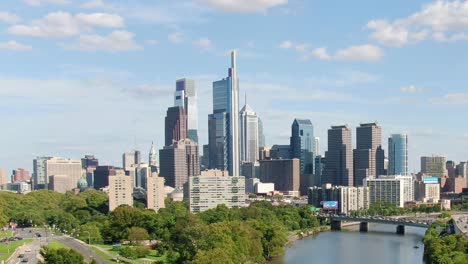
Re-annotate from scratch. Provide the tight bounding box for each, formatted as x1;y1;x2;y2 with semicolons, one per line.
335;44;384;61
198;0;288;13
431;93;468;105
0;40;32;51
303;47;331;61
367;0;468;46
22;0;70;6
168;32;184;43
400;85;424;94
279;40;293;49
8;12;123;38
81;0;114;9
0;12;21;24
279;40;310;52
193;38;214;50
65;30;140;52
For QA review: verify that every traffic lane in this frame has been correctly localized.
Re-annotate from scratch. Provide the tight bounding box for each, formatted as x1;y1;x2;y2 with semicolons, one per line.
55;237;108;264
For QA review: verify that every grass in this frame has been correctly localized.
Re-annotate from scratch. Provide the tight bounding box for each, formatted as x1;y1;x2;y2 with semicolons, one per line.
0;230;14;239
47;239;71;250
91;244;166;263
0;239;33;261
90;245;118;263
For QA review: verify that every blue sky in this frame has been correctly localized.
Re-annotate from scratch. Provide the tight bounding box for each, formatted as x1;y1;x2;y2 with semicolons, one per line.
0;0;467;174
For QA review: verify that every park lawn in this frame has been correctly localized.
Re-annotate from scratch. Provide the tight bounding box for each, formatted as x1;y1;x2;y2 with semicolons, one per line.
0;239;33;261
90;245;118;263
47;239;71;250
0;230;14;239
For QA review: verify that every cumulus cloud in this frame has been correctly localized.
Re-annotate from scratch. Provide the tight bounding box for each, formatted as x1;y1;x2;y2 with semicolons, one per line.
400;85;424;94
303;47;332;61
8;12;123;38
198;0;288;13
81;0;114;9
64;30;140;52
279;40;293;49
367;0;468;46
0;40;33;51
279;40;310;51
168;32;184;43
0;12;21;24
193;38;214;50
334;45;384;61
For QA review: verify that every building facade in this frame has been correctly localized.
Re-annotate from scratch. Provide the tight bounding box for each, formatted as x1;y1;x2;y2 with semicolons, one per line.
364;176;413;208
0;169;7;186
175;78;198;143
149;142;159;172
187;170;245;213
259;158;300;194
208;51;240;176
46;157;82;192
123;151;140;172
388;134;408;176
421;156;447;178
12;168;31;182
93;166;118;189
165;106;188;147
290;119;315;194
33;156;52;189
323;125;354;186
146;173;166;212
415;176;440;203
353;123;385;186
240;104;259;164
308;184;370;215
108;170;133;211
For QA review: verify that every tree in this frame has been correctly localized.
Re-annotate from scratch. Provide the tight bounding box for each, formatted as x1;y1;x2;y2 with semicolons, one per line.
40;247;85;264
128;227;149;245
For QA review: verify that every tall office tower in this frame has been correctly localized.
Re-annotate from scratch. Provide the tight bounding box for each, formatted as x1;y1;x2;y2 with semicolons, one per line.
122;151;140;171
109;169;133;211
446;161;456;178
187;170;245;213
270;145;291;159
135;163;151;189
0;169;7;185
149;142;159;172
33;156;52;189
313;155;326;186
323;125;353;186
290;119;315;194
93;166;117;189
353;123;385;186
159;139;200;189
314;137;320;156
82;155;99;187
12;168;31;182
258;118;265;148
174;78;198;143
259;158;300;194
388;134;408;176
208;51;240;176
146;172;166;211
240;104;259;164
456;162;467;177
165;106;188;147
45;158;83;192
421;155;447;178
201;144;210;170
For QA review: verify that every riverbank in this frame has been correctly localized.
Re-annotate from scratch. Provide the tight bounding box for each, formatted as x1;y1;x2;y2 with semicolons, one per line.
286;226;330;246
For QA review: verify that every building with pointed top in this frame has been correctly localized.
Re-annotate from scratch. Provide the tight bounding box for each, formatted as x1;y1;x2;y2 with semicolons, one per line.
149;141;159;172
175;78;199;143
240;104;259;164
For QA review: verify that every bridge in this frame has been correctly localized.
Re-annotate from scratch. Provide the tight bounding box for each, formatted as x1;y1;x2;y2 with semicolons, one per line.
327;215;431;234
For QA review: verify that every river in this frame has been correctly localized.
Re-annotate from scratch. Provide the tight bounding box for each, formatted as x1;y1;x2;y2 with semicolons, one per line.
271;224;426;264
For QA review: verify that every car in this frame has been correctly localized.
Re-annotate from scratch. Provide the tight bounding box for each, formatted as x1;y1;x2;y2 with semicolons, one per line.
18;254;25;258
21;258;28;263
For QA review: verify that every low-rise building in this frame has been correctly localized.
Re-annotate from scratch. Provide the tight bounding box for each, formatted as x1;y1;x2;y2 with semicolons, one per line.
364;175;414;208
146;173;165;212
415;176;440;203
109;169;133;211
308;184;369;214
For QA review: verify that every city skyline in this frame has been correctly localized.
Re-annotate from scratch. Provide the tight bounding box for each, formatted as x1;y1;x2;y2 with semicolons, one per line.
1;0;467;172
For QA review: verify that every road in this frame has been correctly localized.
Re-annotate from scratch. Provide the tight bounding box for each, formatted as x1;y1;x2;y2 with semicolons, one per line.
453;214;468;238
55;236;108;264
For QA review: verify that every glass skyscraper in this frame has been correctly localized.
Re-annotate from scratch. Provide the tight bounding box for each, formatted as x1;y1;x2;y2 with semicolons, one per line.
174;78;198;143
388;134;408;176
290;119;315;193
208;51;240;176
240;104;259;164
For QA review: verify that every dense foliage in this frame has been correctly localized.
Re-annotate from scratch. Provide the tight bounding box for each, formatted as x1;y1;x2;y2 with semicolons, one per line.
39;246;86;264
423;221;468;264
0;190;321;263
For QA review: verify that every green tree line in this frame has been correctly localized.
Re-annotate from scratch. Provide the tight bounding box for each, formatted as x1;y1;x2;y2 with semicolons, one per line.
423;221;468;264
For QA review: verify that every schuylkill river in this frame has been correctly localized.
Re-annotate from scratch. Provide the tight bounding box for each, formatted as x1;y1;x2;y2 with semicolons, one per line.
271;224;426;264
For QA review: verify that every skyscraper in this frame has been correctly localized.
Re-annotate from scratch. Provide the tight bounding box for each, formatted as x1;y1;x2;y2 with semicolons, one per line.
93;166;118;189
314;137;320;157
146;172;165;212
388;134;408;176
421;155;447;178
175;78;198;143
45;157;83;192
122;151;140;171
33;156;52;189
108;169;133;211
353;123;385;186
240;104;259;164
165;106;188;146
159;139;200;189
323;125;353;186
208;51;240;176
149;142;159;172
290;119;315;193
258;118;265;148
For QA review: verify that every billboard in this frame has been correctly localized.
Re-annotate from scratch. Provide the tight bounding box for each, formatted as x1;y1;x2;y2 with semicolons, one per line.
322;201;338;210
423;176;439;184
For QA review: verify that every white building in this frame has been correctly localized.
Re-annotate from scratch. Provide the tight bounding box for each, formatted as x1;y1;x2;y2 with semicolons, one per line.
46;157;83;192
109;170;133;211
339;186;370;215
364;175;413;208
187;170;245;213
415;176;440;203
146;173;165;212
240;104;259;164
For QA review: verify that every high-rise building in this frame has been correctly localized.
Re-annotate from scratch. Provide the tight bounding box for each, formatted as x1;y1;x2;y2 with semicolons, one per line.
446;161;456;178
82;155;99;188
186;170;245;213
314;137;320;157
93;166;118;189
12;168;31;182
421;155;447;178
456;162;467;177
240;104;259;164
308;184;370;215
353;123;385;186
0;169;7;185
135;163;151;189
159;139;200;189
290;119;315;194
122;151;140;171
201;144;210;170
49;175;72;193
46;158;83;192
364;175;414;207
259;158;300;194
149;142;159;172
323;125;353;186
314;155;326;186
208;51;240;176
388;134;408;176
146;172;165;212
258;118;265;148
175;78;198;143
165;106;188;147
270;145;291;159
415;176;440;203
259;147;271;161
33;156;52;189
109;169;133;211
